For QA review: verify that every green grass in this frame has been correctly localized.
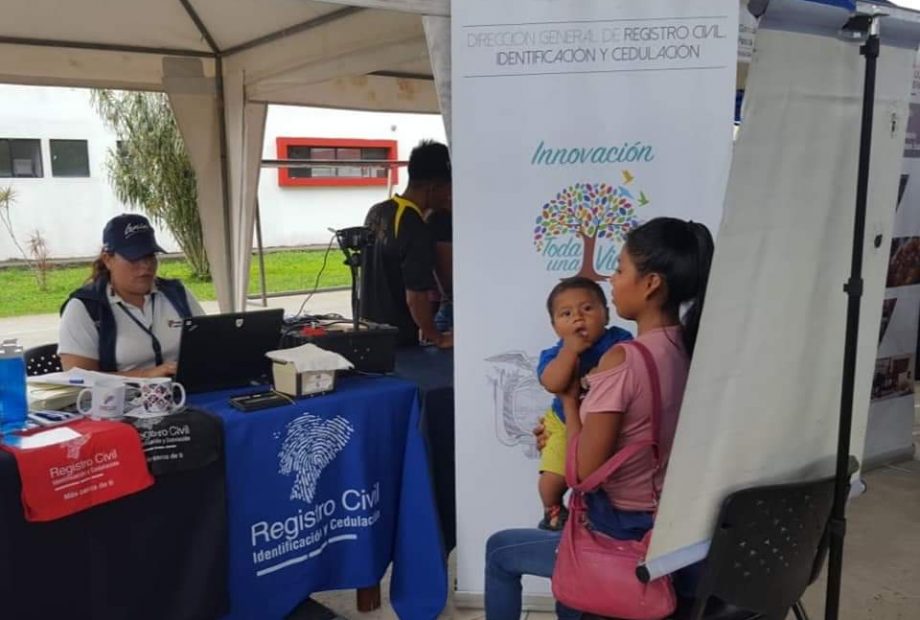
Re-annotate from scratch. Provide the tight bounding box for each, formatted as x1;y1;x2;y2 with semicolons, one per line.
0;248;351;318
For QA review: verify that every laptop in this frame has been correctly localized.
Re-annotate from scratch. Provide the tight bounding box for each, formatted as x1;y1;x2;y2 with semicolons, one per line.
175;309;284;394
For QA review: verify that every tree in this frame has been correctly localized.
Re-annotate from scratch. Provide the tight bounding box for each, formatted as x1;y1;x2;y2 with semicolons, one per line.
0;187;52;291
91;90;210;279
0;187;24;259
533;177;648;280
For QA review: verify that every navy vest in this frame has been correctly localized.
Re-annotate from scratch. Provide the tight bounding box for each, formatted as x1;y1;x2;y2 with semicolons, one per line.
61;276;193;372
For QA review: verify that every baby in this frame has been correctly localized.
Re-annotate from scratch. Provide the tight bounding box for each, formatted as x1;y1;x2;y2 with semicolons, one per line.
536;277;632;530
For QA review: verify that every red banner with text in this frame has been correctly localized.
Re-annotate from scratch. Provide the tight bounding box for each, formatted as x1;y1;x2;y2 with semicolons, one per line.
2;419;153;522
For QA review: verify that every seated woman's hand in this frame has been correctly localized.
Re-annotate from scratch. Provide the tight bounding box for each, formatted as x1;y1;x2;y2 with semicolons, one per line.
533;416;549;452
144;362;177;378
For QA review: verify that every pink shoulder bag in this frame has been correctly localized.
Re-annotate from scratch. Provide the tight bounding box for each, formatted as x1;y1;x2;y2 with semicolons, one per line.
551;341;677;620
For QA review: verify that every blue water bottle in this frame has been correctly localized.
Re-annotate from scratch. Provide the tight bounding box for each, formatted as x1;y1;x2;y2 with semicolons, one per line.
0;339;28;433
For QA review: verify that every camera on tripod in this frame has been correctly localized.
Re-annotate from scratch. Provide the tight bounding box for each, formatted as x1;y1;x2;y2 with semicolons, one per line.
330;226;372;331
334;226;372;268
281;225;398;373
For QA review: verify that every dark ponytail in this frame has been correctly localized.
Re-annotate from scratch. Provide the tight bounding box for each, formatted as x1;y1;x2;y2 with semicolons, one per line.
89;251;110;284
624;217;714;356
680;222;714;356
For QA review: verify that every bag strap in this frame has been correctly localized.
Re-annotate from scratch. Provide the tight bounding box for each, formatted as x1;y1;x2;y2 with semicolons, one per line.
566;433;654;492
629;340;663;449
629;340;666;500
564;340;665;500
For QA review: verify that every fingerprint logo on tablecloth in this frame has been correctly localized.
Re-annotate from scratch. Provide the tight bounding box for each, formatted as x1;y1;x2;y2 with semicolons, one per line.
277;413;354;504
132;416;160;430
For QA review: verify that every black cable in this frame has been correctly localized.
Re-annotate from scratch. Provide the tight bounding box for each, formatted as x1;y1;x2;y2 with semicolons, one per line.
354;370;390;377
295;234;337;318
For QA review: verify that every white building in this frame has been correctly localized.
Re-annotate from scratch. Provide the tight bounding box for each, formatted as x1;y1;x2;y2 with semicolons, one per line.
0;84;446;261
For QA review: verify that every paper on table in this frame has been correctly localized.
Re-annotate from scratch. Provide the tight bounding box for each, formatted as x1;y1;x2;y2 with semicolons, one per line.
27;385;81;411
266;344;353;373
17;427;82;449
26;368;114;387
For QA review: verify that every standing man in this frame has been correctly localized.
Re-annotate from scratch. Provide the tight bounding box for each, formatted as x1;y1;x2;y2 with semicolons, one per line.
361;140;454;348
427;195;453;332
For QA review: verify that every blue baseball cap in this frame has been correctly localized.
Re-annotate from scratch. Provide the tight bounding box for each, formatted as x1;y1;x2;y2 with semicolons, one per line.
102;214;166;261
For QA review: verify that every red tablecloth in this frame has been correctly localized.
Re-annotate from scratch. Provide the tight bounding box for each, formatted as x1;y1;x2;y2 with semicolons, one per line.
1;419;153;522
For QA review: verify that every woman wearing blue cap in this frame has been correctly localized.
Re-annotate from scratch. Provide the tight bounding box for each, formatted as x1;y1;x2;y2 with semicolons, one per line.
58;214;204;377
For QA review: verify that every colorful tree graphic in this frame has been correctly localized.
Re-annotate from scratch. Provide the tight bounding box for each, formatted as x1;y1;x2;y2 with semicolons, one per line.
533;176;648;280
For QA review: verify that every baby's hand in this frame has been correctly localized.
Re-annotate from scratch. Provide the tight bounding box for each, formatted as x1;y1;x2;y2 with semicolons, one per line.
561;329;592;355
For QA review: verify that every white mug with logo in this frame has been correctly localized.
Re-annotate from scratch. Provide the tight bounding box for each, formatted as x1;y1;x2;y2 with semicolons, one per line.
76;377;127;419
131;377;185;416
132;378;187;415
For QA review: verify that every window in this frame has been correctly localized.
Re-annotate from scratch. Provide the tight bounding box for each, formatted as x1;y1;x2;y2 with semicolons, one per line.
276;138;398;187
0;139;43;178
50;139;90;177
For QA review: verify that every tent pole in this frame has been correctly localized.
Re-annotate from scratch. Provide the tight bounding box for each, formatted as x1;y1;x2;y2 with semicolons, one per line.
254;199;268;307
215;56;236;312
825;17;879;620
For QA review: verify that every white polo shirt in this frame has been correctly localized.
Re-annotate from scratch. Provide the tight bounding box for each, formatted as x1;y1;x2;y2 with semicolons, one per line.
58;284;205;372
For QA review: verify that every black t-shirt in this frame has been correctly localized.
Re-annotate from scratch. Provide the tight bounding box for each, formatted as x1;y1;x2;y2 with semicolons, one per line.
427;209;452;244
360;198;436;345
427;209;452;300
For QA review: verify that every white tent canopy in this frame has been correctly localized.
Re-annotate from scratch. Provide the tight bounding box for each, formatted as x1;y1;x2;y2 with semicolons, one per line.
6;0;913;311
0;0;449;310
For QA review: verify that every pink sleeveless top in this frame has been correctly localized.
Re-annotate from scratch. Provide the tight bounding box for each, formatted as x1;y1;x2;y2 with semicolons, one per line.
579;326;689;511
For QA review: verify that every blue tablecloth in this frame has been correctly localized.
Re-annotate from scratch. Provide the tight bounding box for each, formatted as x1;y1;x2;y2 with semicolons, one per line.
190;376;447;620
394;347;455;551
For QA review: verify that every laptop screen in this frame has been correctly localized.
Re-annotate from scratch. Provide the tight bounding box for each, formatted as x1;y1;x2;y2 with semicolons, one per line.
176;309;284;394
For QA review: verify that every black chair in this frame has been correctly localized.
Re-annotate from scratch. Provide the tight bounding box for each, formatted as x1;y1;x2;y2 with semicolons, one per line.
23;343;63;376
674;473;838;620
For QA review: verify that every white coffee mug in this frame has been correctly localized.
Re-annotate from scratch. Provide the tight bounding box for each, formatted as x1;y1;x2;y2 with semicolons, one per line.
135;378;186;415
76;378;127;419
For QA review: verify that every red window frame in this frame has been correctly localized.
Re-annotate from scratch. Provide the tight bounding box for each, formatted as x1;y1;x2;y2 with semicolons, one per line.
276;137;398;187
